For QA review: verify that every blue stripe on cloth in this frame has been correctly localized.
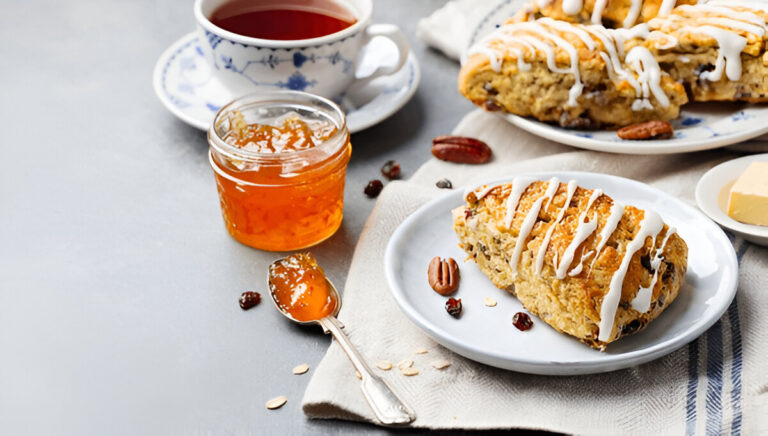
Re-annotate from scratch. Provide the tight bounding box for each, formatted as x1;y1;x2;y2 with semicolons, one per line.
686;339;700;436
728;298;743;436
729;242;750;436
705;319;724;436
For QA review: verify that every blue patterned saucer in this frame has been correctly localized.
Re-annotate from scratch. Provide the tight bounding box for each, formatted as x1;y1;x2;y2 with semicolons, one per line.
153;32;420;133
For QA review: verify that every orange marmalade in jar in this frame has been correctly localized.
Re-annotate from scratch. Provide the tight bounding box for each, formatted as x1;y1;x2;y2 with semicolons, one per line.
208;92;351;251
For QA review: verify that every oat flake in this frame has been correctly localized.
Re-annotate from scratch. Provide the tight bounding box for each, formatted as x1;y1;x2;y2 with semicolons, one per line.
266;396;287;410
431;360;451;370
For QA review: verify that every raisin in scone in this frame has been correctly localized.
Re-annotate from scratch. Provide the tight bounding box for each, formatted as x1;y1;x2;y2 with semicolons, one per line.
452;178;688;350
514;0;696;28
459;18;688;128
646;2;768;103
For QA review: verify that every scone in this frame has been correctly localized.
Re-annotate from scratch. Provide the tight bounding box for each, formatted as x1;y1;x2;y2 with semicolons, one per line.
452;178;688;350
647;2;768;103
514;0;696;28
459;18;688;128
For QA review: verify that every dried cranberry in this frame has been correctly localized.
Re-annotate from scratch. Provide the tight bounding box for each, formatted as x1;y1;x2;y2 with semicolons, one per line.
436;179;453;189
512;312;533;331
381;160;401;180
239;291;261;310
445;298;462;318
464;209;474;219
364;179;384;198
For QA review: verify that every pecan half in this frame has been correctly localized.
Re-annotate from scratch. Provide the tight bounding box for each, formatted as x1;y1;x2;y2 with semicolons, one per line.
431;136;492;164
617;120;674;140
427;256;460;295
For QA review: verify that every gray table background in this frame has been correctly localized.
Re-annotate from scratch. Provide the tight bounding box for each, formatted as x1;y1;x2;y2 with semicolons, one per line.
0;0;523;434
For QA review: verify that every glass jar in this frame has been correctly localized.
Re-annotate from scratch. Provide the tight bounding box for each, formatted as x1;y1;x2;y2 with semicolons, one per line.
208;91;351;251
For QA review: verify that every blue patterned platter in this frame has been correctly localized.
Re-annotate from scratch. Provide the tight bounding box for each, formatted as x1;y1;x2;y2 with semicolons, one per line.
470;0;768;154
153;33;420;133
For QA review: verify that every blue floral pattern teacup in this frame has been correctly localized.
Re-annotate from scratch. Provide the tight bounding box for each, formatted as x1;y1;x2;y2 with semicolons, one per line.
194;0;410;100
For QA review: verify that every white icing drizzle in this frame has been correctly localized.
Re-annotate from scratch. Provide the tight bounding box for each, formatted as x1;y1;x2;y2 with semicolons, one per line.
676;5;766;32
598;210;664;342
555;188;603;279
658;0;677;17
569;249;594;275
630;227;677;313
649;2;767;84
508;178;559;277
568;262;584;276
467;183;505;202
504;177;537;228
681;26;747;81
514;22;585;106
591;0;608;24
649;30;679;49
584;25;642;94
465;13;689;113
625;46;670;110
587;201;624;278
535;180;577;274
706;0;768;14
539;18;596;50
563;0;583;15
623;0;643;28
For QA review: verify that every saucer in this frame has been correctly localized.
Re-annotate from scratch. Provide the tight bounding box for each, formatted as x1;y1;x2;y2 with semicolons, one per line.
153;32;420;133
696;153;768;247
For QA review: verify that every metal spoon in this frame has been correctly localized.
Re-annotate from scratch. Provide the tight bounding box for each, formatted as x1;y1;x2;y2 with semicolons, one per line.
267;256;416;426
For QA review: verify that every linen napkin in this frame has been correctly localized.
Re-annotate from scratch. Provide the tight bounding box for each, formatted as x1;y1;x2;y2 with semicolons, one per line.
302;2;768;434
302;108;767;434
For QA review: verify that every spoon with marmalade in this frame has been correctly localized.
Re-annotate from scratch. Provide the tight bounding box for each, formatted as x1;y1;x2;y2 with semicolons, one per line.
268;252;415;425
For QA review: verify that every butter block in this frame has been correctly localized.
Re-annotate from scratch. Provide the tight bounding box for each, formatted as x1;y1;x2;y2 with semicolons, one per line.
727;162;768;226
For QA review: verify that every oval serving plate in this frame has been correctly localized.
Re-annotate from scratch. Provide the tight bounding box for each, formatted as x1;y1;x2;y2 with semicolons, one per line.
384;172;738;375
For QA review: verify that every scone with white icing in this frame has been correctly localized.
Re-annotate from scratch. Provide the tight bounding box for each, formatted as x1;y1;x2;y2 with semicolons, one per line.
452;178;688;350
514;0;696;28
458;17;688;128
647;2;768;103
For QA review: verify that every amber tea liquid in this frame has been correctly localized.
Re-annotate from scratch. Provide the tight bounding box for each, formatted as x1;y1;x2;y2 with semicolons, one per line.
210;0;357;40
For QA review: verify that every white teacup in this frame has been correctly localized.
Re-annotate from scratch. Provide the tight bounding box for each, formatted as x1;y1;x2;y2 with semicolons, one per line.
194;0;410;100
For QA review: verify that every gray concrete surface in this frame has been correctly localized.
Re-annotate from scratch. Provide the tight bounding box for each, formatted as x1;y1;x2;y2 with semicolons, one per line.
0;0;503;434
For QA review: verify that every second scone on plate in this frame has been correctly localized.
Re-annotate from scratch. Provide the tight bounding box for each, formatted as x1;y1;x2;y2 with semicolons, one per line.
460;2;768;129
459;17;689;129
452;178;688;350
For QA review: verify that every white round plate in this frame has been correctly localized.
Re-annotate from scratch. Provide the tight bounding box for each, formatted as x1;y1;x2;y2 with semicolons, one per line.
152;32;420;133
384;172;738;375
696;153;768;247
467;0;768;154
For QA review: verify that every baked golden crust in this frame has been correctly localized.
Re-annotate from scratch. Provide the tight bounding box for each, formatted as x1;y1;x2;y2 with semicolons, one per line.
646;4;768;103
458;18;688;128
452;180;688;350
459;52;687;128
514;0;697;28
460;2;768;127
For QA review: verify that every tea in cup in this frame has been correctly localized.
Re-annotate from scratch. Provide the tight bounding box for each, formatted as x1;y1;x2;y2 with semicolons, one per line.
194;0;410;99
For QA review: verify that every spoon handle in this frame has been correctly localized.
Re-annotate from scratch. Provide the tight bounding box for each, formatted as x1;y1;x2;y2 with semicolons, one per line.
319;316;415;426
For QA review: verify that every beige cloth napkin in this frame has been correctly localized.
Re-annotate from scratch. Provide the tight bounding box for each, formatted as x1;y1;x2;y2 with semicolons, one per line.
302;109;768;434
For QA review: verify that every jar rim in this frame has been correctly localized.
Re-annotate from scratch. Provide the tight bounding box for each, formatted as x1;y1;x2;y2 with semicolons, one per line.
208;91;348;163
